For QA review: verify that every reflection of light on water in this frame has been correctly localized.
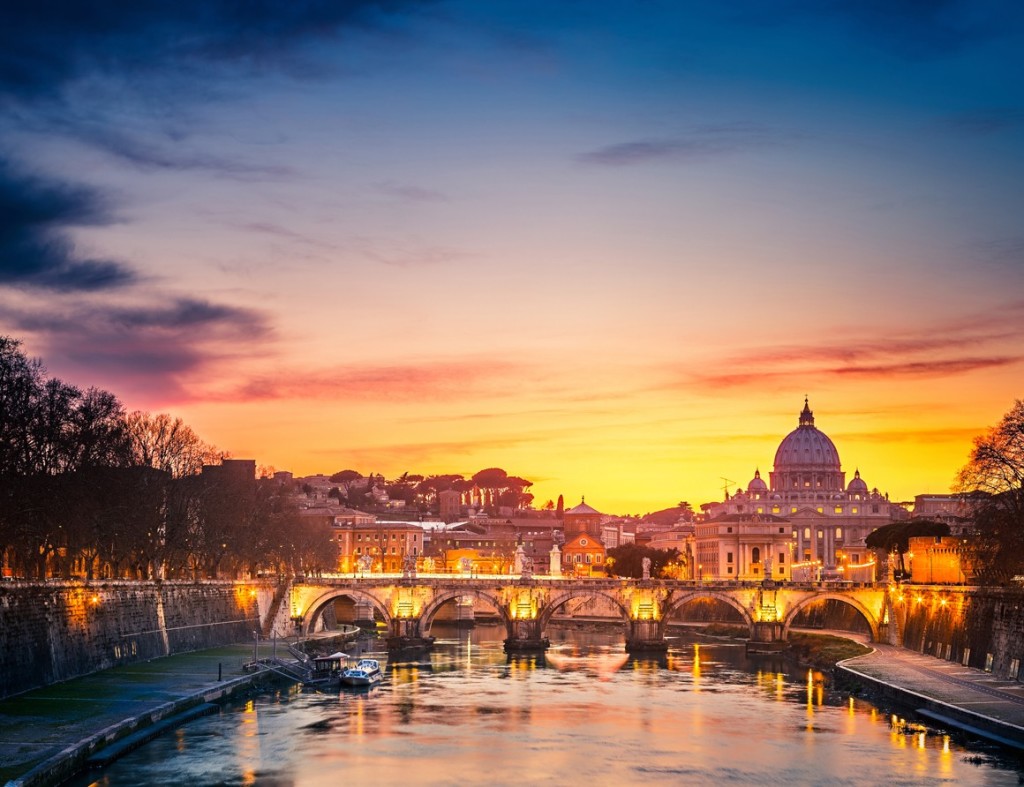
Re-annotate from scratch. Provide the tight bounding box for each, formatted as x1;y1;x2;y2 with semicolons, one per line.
544;650;628;681
692;644;701;686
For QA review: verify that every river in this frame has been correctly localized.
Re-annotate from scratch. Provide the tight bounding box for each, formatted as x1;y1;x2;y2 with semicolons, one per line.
70;623;1023;786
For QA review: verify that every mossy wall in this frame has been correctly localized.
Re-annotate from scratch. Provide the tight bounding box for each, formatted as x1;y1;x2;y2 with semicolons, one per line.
0;580;262;699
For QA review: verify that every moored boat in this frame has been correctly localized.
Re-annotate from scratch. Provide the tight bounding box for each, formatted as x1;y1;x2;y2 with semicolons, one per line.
340;658;384;687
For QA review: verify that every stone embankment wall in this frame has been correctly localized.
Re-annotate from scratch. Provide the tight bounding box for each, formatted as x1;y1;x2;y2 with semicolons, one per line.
0;580;265;700
897;586;1024;679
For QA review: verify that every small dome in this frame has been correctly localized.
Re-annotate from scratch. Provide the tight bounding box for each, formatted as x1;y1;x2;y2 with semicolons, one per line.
848;469;868;493
748;469;768;492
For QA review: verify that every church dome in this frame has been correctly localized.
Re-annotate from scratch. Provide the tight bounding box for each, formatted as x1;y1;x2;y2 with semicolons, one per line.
847;469;868;493
747;469;768;493
773;398;841;472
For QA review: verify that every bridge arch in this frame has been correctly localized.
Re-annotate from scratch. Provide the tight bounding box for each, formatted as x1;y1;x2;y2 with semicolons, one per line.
782;592;879;642
417;588;510;636
661;591;755;637
539;589;631;631
301;587;392;635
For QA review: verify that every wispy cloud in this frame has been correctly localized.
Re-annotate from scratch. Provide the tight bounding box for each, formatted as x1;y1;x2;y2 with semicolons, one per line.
214;358;526;404
579;123;793;166
374;180;450;203
682;317;1024;392
938;108;1024;135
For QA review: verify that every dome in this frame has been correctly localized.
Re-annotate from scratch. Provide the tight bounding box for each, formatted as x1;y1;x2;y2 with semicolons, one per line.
747;469;768;492
772;398;841;471
848;469;868;493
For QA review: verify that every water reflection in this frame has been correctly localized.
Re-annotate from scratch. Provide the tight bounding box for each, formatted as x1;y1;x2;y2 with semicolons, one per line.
71;623;1023;787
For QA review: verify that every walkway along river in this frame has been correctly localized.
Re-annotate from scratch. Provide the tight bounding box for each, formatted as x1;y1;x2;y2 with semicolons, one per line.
57;623;1024;787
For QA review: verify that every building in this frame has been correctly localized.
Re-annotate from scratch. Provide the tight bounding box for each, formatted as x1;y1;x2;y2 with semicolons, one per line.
690;514;793;581
562;532;607;577
332;521;423;574
563;498;603;539
912;494;973;534
700;399;907;577
438;489;462;522
907;535;972;584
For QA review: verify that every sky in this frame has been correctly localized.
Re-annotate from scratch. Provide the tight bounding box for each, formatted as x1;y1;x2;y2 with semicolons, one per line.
1;1;1023;514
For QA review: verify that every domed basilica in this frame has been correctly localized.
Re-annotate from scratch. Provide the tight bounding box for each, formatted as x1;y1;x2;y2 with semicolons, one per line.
698;399;908;580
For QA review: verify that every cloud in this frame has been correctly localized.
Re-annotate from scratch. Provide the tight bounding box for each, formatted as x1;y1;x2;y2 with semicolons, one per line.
681;320;1024;392
62;123;295;180
0;2;436;106
352;237;476;267
216;358;526;403
730;0;1002;59
579;124;792;166
375;181;450;203
0;159;136;291
938;108;1024;136
2;295;272;401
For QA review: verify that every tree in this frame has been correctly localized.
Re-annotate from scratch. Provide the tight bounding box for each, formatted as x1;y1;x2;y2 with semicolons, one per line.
124;411;223;478
865;520;949;578
330;469;362;483
956;400;1024;584
606;544;680;578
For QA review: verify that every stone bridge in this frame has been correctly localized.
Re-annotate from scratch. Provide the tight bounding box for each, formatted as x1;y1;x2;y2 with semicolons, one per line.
265;575;922;653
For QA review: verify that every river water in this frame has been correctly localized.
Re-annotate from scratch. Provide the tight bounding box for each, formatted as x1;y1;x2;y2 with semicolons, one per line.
71;624;1022;787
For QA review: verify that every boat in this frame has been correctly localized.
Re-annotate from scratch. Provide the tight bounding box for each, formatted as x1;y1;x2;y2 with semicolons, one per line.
340;658;384;687
304;651;349;689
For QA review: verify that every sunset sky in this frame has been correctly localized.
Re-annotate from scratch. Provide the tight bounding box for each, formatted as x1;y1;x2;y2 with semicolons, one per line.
2;1;1022;514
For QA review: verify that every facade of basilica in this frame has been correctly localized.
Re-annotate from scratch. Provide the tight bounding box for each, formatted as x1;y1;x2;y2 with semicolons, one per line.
697;399;909;581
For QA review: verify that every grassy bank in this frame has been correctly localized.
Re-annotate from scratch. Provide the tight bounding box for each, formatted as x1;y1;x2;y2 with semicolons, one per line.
784;632;871;669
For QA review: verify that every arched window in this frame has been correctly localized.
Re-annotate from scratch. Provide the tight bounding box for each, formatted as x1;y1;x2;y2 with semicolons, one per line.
752;547;761;563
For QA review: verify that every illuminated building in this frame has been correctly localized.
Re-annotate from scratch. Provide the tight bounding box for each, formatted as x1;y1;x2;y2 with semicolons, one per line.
700;399;908;577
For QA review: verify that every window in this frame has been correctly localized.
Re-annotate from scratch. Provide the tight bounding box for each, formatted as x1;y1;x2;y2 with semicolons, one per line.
585;554;592;564
851;507;858;514
778;552;785;564
752;547;761;563
816;507;824;514
727;527;733;533
727;552;733;563
574;554;581;563
756;507;764;514
834;506;843;514
836;528;843;539
817;530;824;539
772;505;781;514
727;567;733;574
792;507;798;514
804;528;811;539
356;547;362;554
779;528;785;534
596;555;602;563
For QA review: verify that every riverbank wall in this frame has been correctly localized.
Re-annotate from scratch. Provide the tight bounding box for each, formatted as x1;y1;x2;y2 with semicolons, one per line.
0;580;268;700
896;585;1024;679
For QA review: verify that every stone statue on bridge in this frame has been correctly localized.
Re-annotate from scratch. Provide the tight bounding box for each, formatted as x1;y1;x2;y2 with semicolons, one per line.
402;553;417;579
642;556;651;580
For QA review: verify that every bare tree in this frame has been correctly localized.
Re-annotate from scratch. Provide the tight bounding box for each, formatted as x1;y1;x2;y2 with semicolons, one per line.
956;400;1024;584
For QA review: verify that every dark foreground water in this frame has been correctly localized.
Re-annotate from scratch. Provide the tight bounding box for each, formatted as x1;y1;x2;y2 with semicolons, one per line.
71;624;1023;787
